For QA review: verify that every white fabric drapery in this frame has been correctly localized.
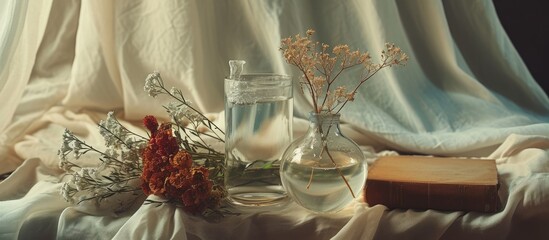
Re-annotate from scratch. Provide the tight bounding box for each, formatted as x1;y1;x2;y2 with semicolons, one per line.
1;0;548;239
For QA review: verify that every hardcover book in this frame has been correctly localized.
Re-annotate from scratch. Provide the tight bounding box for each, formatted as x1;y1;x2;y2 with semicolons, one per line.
364;155;500;212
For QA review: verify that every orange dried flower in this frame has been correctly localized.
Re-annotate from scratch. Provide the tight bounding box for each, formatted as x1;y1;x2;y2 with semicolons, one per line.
171;150;193;169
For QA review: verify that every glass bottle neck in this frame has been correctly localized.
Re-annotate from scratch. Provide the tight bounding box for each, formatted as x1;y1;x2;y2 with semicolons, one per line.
307;112;341;137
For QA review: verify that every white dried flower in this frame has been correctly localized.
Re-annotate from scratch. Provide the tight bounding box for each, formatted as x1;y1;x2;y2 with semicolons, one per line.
166;101;205;123
58;132;71;160
73;173;85;191
166;102;184;120
99;111;130;149
57;113;148;211
58;129;83;170
170;87;178;96
104;147;119;159
58;159;71;171
61;182;75;204
120;149;142;173
72;140;82;159
144;72;164;97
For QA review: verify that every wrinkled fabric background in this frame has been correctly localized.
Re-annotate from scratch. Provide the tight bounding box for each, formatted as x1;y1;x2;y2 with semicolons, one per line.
1;1;548;239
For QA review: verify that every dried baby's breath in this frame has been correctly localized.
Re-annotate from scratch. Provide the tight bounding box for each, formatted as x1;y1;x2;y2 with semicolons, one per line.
280;29;408;113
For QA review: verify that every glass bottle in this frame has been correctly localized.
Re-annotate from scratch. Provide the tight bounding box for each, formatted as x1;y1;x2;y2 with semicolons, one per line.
224;60;293;207
280;112;367;213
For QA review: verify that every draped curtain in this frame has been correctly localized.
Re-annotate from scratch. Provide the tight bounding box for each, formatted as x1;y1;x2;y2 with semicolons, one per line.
1;1;549;239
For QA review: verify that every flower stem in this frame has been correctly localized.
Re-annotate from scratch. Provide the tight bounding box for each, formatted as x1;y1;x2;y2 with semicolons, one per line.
324;145;356;198
306;167;315;190
306;115;356;198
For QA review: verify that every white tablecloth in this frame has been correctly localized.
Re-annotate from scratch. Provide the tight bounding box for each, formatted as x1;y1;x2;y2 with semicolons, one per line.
2;1;549;239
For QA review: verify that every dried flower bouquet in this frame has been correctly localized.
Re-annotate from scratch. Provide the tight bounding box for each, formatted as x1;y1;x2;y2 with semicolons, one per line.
58;72;227;215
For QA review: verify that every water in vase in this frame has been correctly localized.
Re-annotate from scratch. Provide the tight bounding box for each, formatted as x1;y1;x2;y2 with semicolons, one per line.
280;155;367;213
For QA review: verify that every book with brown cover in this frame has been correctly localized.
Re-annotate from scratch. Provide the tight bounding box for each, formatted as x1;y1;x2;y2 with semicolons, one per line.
364;156;500;212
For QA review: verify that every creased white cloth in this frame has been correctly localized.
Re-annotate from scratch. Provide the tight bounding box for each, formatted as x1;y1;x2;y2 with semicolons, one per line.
2;134;549;239
1;0;549;239
113;195;353;240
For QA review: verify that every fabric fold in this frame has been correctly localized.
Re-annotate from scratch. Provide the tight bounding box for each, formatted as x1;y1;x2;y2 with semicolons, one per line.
1;0;549;239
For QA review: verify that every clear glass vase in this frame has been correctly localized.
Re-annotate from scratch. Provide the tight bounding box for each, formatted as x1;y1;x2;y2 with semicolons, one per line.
224;60;293;208
280;112;367;213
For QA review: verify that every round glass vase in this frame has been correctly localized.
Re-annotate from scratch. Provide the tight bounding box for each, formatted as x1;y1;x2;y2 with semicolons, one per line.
280;112;367;213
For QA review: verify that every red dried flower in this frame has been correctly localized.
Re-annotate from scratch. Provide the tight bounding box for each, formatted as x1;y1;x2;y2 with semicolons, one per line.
140;115;219;215
141;176;151;195
153;123;179;157
191;166;209;182
143;115;159;135
182;184;210;214
148;172;168;196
